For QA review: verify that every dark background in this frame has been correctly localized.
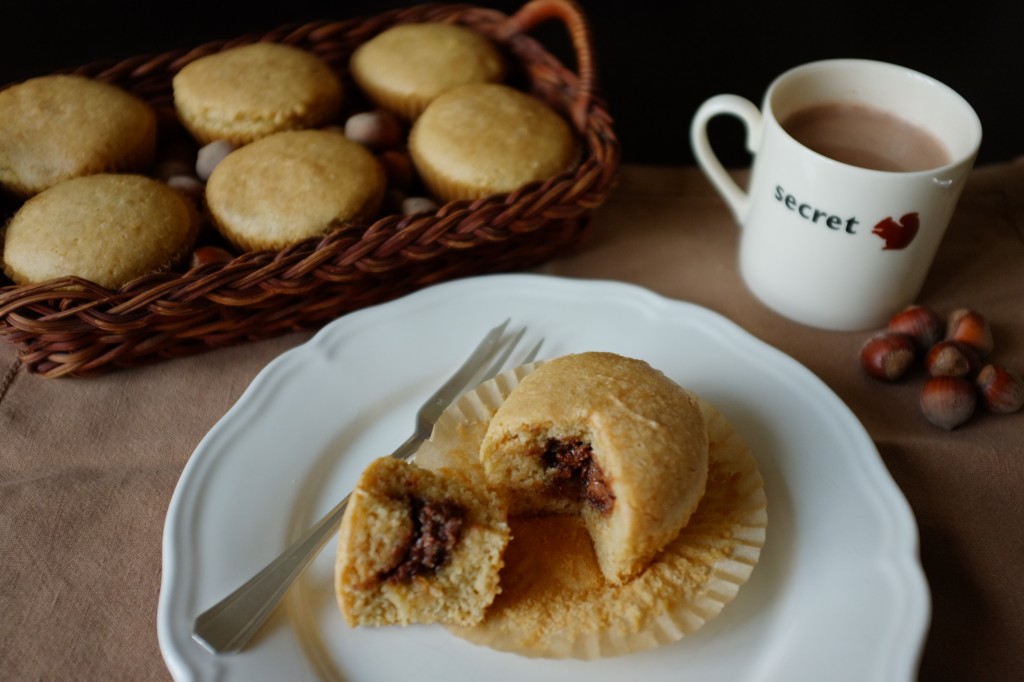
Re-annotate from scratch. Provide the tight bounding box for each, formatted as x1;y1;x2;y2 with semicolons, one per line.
1;1;1020;168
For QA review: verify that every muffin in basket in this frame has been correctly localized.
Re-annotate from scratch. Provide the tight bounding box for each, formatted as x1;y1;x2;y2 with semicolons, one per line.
349;22;506;120
172;42;343;146
0;75;157;198
408;83;578;203
204;129;385;251
1;174;198;289
335;456;510;627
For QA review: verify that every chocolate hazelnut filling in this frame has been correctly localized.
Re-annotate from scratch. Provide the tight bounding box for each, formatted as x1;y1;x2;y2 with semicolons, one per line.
381;497;466;584
541;438;615;514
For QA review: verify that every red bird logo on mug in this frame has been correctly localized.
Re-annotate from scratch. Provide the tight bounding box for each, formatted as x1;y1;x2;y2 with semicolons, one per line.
872;212;920;250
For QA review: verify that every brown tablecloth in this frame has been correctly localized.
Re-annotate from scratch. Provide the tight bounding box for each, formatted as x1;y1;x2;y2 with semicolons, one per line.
2;163;1022;681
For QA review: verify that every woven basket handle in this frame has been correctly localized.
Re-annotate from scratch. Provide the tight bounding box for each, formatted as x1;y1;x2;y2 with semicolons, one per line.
501;0;597;128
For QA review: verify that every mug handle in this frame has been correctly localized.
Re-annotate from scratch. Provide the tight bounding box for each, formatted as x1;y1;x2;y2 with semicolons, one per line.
689;94;764;225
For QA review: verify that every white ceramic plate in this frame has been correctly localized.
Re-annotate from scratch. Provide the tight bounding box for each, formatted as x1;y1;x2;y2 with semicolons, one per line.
158;273;929;682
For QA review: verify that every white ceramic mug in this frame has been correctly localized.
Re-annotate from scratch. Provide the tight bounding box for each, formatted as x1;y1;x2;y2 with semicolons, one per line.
690;59;982;331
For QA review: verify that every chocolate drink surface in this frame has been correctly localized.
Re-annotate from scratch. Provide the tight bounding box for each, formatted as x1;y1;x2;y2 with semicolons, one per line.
780;102;951;172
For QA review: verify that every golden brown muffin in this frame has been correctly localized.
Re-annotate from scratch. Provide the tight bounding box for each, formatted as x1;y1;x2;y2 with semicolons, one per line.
349;22;505;120
335;456;510;627
454;413;765;659
423;371;766;659
1;174;198;289
478;352;710;585
0;75;157;198
172;43;343;146
408;83;578;203
204;129;385;251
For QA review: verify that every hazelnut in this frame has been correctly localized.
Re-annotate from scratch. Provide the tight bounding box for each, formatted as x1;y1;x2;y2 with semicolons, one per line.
860;332;916;381
401;196;439;216
975;364;1024;414
378;149;414;192
190;245;233;269
344;110;403;150
946;308;994;357
920;376;977;430
925;340;981;378
196;140;236;181
887;304;943;350
165;175;205;206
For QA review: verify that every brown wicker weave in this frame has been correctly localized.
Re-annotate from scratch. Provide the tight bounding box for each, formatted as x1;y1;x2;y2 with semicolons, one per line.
0;1;619;377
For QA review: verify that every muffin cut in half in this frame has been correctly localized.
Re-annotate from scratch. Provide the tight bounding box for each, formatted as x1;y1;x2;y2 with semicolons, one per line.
478;352;710;585
335;456;510;627
421;360;766;659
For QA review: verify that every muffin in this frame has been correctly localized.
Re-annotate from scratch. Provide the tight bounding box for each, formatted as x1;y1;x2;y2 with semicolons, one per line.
478;352;709;585
0;75;157;197
422;363;767;659
204;129;385;251
349;22;505;120
335;456;510;627
455;401;766;659
408;83;578;203
172;42;343;146
1;174;198;289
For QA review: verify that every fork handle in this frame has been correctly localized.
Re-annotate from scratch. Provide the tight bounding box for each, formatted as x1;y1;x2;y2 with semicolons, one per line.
192;433;421;654
192;491;352;654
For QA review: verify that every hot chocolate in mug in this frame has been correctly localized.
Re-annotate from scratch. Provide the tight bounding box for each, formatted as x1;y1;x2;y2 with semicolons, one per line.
690;59;982;331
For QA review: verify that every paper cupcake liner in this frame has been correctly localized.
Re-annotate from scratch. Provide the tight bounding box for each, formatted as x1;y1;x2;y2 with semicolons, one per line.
417;361;767;659
353;79;430;122
409;156;490;204
410;138;584;205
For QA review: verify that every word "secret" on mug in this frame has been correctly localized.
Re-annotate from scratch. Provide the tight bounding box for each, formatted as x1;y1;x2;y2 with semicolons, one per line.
775;185;859;234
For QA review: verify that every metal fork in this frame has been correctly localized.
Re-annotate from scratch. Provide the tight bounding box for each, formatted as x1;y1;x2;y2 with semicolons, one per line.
192;319;540;654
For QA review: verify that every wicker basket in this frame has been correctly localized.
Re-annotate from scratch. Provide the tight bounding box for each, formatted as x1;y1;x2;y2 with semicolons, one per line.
0;0;619;377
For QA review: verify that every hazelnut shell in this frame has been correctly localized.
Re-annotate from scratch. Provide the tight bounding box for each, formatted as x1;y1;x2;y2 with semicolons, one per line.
920;376;977;430
888;305;943;349
860;333;916;381
946;308;994;357
926;340;981;378
976;364;1024;414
